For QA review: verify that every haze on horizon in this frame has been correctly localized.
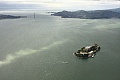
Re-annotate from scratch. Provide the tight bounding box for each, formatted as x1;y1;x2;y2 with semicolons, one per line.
0;0;120;11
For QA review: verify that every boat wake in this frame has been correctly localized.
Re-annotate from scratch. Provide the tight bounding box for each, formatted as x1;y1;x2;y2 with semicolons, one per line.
0;40;67;67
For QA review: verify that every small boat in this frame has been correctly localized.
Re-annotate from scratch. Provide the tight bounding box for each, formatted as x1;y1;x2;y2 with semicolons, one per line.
73;44;101;58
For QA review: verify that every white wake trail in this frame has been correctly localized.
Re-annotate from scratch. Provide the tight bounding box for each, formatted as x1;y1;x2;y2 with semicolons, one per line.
0;40;67;67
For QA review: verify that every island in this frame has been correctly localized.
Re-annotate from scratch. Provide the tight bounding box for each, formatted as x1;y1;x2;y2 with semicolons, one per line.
0;14;27;19
73;44;101;58
51;8;120;19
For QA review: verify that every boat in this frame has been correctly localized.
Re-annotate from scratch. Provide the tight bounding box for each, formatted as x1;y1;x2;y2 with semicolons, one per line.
73;44;101;58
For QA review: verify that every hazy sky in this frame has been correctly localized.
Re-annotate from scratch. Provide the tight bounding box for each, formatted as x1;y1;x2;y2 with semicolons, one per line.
0;0;120;11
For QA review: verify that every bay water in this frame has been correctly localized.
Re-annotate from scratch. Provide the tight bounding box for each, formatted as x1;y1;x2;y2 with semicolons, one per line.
0;12;120;80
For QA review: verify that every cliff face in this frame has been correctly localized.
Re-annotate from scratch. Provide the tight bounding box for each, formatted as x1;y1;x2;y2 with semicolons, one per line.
0;14;27;19
51;9;120;19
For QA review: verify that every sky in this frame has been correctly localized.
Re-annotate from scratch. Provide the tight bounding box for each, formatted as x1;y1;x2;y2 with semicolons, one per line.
0;0;120;11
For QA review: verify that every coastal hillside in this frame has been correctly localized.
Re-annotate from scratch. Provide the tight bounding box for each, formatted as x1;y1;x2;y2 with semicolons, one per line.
109;8;120;13
0;14;27;19
51;9;120;19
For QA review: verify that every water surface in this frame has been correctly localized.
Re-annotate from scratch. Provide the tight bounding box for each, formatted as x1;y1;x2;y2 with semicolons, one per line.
0;13;120;80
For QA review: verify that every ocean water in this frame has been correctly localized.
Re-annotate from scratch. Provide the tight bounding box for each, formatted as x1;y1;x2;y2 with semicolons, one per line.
0;12;120;80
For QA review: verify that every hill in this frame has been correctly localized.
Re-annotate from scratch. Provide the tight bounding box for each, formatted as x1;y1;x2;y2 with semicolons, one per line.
51;9;120;19
109;8;120;13
0;14;27;19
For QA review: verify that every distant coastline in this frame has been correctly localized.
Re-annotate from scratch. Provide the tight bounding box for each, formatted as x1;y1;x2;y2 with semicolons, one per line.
51;8;120;19
0;14;27;20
